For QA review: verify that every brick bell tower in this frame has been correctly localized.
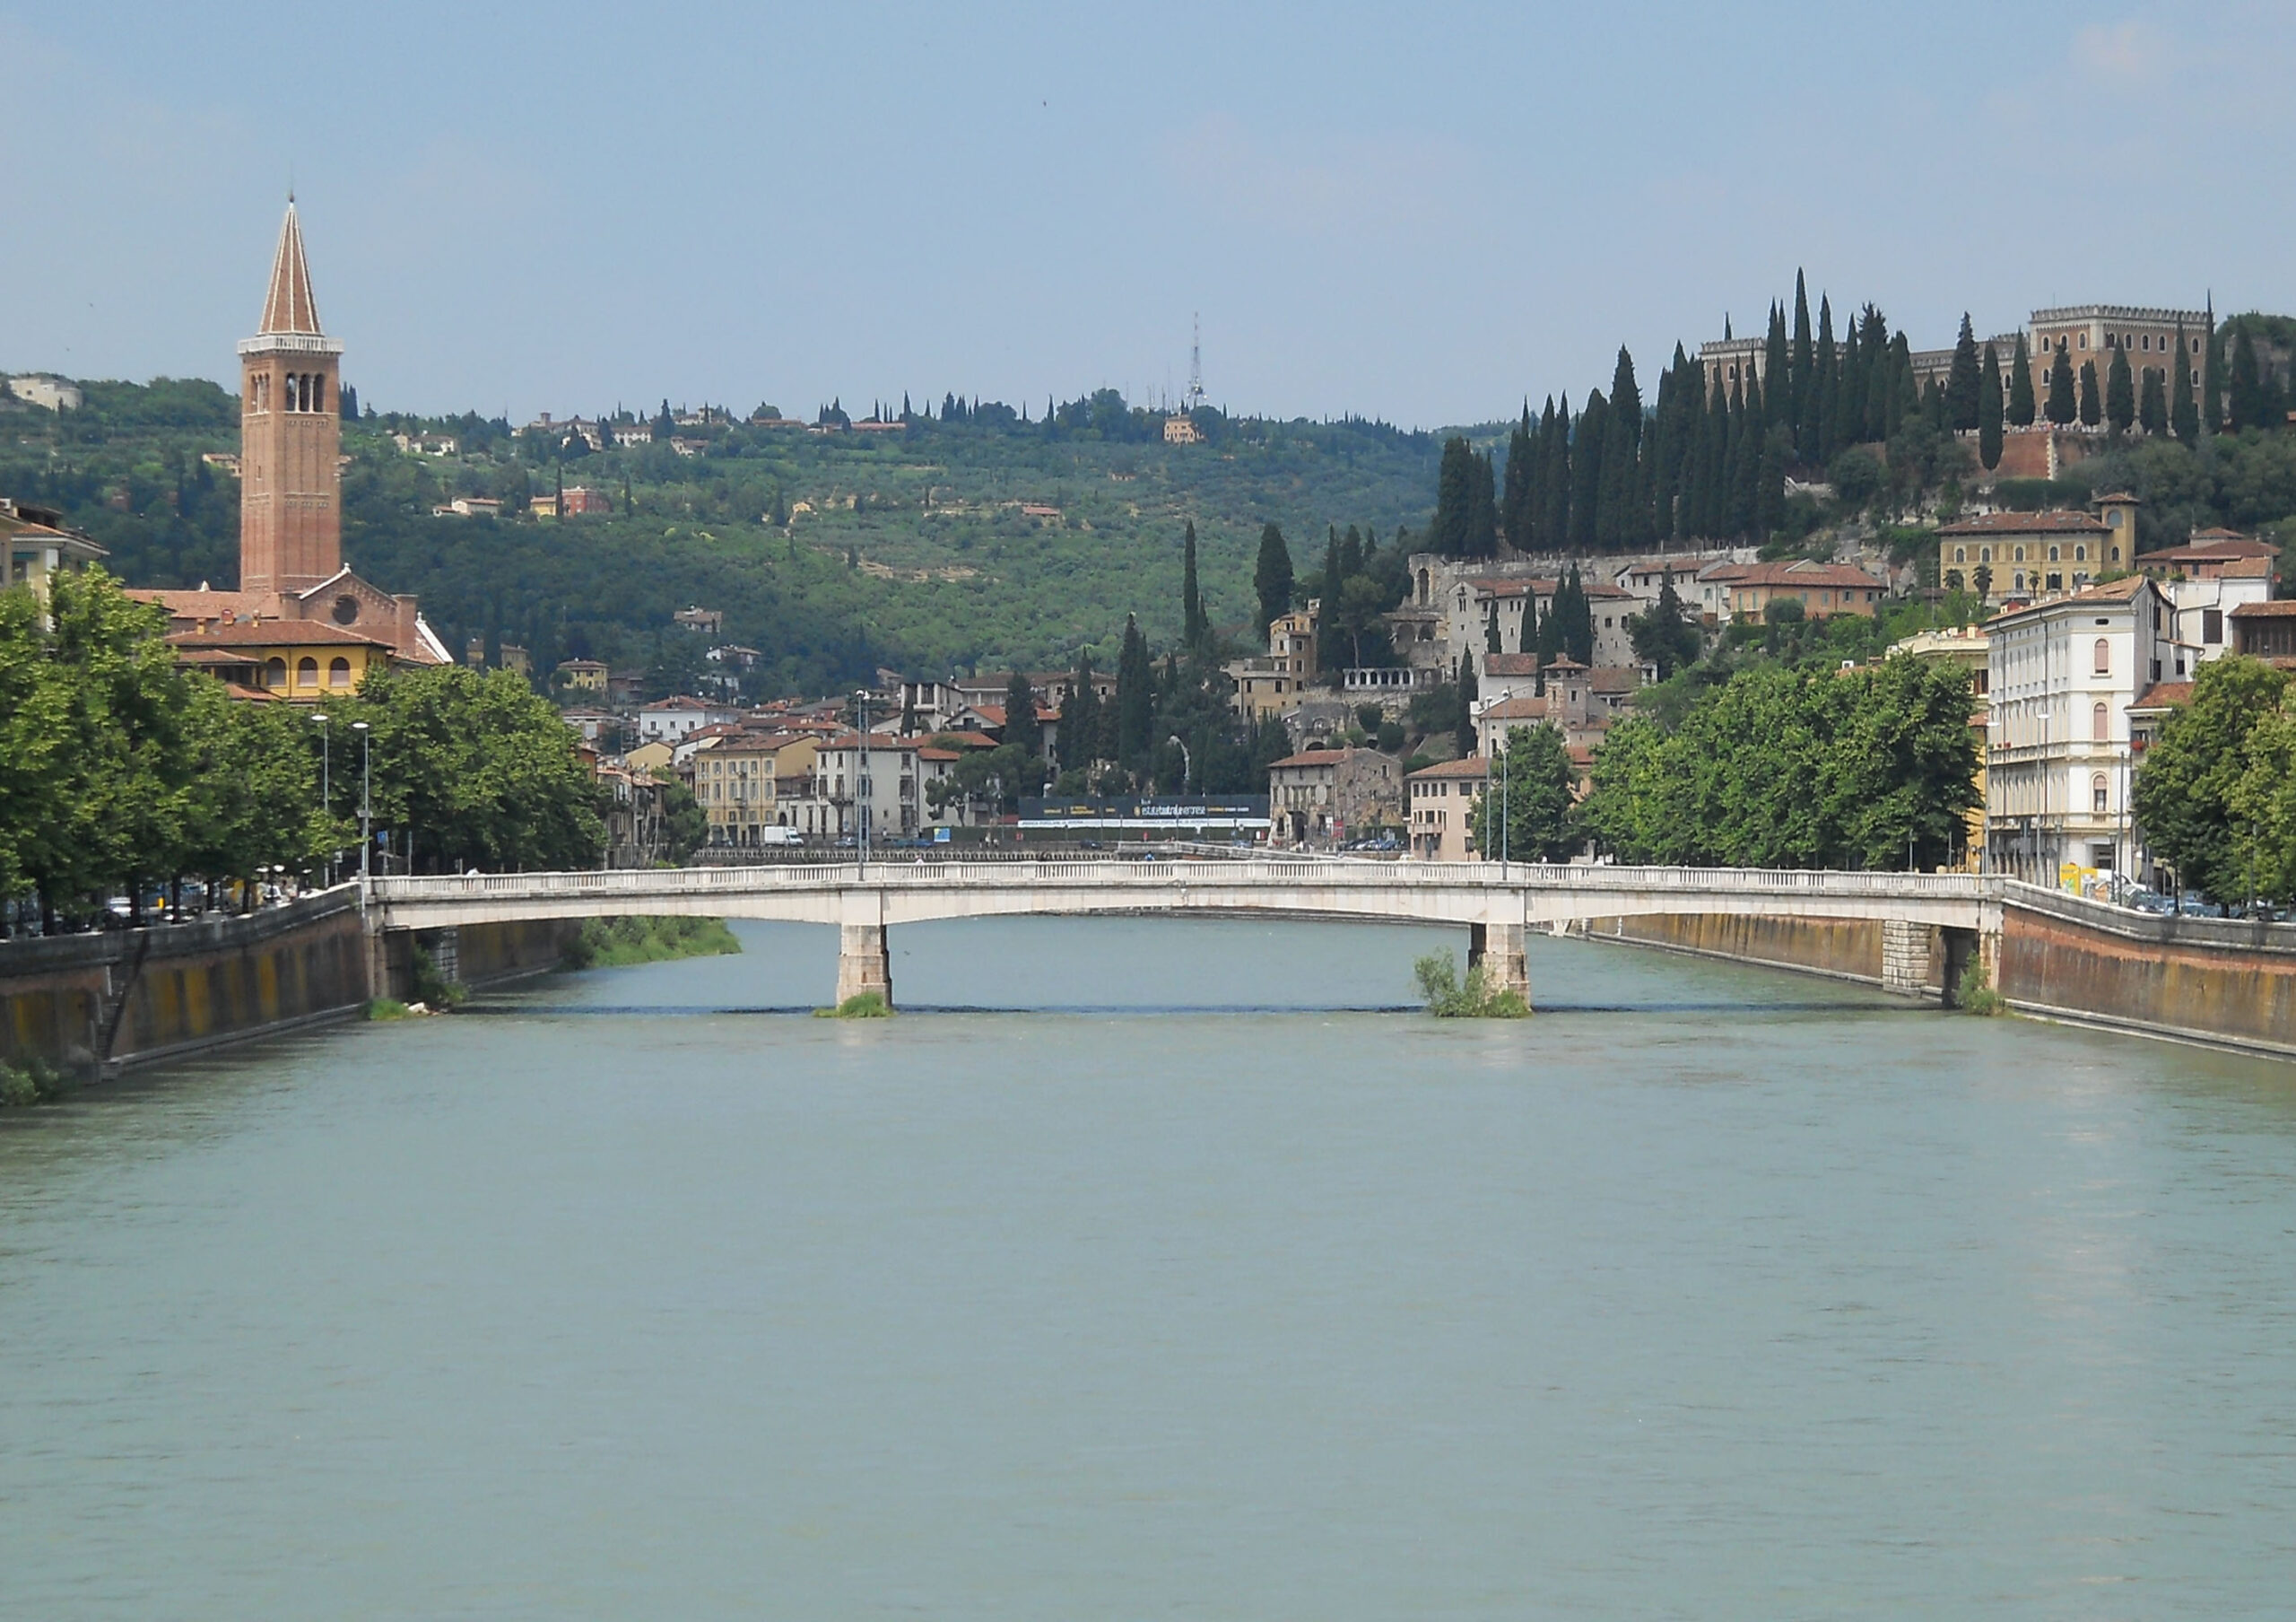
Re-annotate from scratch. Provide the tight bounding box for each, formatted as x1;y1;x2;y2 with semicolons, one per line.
238;198;344;594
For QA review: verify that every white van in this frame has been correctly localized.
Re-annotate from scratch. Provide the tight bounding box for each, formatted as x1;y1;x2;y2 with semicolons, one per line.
757;825;804;848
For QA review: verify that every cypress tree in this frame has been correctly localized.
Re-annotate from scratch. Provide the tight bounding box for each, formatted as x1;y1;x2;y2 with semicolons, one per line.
1569;389;1606;554
2230;327;2265;429
1699;371;1729;537
2203;298;2222;432
1831;315;1863;452
1884;332;1918;440
1790;272;1815;456
1922;375;1948;436
1561;564;1595;666
1338;524;1363;583
2171;323;2199;445
1754;426;1786;538
1762;304;1790;431
1597;385;1640;552
2046;340;2077;426
2007;332;2036;427
1501;405;1536;549
1649;352;1688;540
2138;365;2167;438
1542;397;1572;552
1811;295;1839;464
1061;653;1100;767
1320;526;1342;608
1860;306;1893;441
2077;359;2102;428
1724;377;1753;538
1253;522;1292;635
1468;449;1499;559
1978;341;2005;470
1180;520;1205;647
1004;670;1042;758
1533;581;1562;663
2106;345;2135;436
1116;615;1153;769
1610;347;1645;454
1946;313;1982;432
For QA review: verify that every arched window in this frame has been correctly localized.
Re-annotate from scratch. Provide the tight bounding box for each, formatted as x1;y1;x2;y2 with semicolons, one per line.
310;375;326;414
264;657;286;688
1980;546;1992;563
1954;545;1966;562
328;657;352;689
2092;772;2109;813
2014;545;2026;562
297;656;318;687
2092;638;2110;675
2048;545;2060;562
2092;701;2109;741
2074;545;2086;562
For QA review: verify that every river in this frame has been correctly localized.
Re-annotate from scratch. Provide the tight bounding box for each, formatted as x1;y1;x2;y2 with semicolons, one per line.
4;917;2293;1618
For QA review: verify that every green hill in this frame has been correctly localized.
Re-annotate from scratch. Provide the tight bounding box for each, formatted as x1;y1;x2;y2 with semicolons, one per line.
0;380;1445;693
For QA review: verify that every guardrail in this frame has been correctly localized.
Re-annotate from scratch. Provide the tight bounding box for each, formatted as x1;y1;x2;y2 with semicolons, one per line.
370;863;2002;903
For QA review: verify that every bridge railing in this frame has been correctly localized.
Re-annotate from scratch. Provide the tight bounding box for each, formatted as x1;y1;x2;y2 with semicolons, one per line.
370;862;2001;902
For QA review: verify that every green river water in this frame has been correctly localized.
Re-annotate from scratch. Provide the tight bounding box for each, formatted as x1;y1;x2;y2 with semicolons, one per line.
3;917;2292;1618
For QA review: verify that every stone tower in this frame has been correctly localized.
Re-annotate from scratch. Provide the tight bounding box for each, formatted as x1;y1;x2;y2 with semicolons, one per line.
237;200;344;594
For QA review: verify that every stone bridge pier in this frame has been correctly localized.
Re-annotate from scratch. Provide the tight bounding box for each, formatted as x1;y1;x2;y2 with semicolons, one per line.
836;923;892;1007
1469;920;1529;1004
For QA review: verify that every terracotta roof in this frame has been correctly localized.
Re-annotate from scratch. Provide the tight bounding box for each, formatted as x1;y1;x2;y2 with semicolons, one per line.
1728;561;1889;589
2129;681;2195;711
1482;652;1541;676
2231;599;2296;619
1987;574;2151;624
1406;756;1490;780
1544;655;1588;671
127;587;276;621
1588;666;1646;693
1270;750;1351;769
2135;536;2276;562
166;620;394;650
918;747;961;763
2189;527;2257;542
1936;510;2109;536
257;201;325;336
1480;696;1552;720
2220;556;2274;578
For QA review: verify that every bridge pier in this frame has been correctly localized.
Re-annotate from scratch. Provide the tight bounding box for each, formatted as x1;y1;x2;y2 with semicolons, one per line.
835;923;892;1007
1469;920;1530;1007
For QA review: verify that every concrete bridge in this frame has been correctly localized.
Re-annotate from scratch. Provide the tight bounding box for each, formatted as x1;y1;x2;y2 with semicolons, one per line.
366;860;2005;1008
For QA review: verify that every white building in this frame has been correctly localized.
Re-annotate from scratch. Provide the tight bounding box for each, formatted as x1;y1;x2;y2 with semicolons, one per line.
7;375;83;412
1985;576;2187;885
636;694;742;746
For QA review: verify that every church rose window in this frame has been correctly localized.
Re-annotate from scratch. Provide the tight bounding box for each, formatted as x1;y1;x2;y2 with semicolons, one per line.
332;595;359;625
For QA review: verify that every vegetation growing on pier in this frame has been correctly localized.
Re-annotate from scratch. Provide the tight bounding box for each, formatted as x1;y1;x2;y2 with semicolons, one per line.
561;915;741;969
1413;950;1530;1018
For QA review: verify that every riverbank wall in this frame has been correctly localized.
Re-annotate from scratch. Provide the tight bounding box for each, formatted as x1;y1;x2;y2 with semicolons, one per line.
1;890;370;1074
1587;885;2296;1060
2;896;580;1075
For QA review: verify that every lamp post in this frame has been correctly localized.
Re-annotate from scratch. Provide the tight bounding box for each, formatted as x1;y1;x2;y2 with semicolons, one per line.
854;689;870;878
1167;734;1191;795
352;720;371;885
310;711;331;885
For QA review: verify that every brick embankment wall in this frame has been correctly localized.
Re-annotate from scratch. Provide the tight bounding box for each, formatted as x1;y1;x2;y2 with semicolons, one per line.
1587;912;1890;988
1;890;367;1074
2001;889;2296;1057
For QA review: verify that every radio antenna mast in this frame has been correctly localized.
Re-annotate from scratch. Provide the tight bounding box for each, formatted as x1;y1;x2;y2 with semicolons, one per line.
1187;313;1205;409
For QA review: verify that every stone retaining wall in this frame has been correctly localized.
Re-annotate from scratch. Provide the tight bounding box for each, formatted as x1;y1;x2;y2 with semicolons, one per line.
1;891;368;1073
1588;912;1891;988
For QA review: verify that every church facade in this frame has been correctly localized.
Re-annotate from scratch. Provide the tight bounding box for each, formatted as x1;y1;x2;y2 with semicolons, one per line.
134;200;449;687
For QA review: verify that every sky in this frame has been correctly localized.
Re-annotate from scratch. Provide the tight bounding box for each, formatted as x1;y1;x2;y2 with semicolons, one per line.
3;2;2289;430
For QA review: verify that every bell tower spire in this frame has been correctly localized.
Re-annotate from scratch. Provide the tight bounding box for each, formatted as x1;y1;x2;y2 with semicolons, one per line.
237;197;344;594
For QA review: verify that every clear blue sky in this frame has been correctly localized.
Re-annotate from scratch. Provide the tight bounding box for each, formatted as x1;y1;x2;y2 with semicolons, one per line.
3;2;2286;429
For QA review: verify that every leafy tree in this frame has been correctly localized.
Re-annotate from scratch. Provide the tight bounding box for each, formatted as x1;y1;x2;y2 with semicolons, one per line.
2133;655;2290;903
1978;342;2005;470
2007;332;2036;428
1472;723;1577;860
1627;577;1700;678
1946;313;1983;431
1253;523;1293;637
2106;345;2135;437
2046;340;2077;427
2078;360;2102;429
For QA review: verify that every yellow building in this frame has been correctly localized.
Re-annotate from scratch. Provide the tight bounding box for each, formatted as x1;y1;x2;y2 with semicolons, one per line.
556;658;609;694
164;618;399;702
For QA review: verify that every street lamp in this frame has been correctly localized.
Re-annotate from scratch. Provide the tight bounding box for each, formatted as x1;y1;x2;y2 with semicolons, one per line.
310;711;331;885
1167;734;1191;795
352;720;371;885
854;689;870;878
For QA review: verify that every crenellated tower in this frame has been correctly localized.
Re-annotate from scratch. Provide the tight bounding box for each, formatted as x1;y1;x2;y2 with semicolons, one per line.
237;199;343;593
